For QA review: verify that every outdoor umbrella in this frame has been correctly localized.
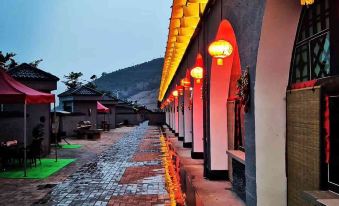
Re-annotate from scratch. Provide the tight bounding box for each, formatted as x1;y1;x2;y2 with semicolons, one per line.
0;68;55;176
97;101;110;129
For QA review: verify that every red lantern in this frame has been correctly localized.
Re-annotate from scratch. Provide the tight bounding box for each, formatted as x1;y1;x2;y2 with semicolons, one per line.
177;85;184;96
180;77;191;88
190;66;203;83
172;90;179;97
191;54;204;83
208;40;233;66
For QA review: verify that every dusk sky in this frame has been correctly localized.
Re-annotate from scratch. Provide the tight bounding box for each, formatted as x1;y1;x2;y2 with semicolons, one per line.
0;0;171;94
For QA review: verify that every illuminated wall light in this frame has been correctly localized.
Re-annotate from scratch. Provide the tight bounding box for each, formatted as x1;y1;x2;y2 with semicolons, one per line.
208;40;233;66
301;0;314;5
190;66;203;83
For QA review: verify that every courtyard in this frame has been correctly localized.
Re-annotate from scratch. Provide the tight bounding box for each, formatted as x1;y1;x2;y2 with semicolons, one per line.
0;124;171;206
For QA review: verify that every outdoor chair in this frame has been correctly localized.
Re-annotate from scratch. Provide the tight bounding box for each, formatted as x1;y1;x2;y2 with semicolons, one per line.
0;140;21;170
27;138;43;167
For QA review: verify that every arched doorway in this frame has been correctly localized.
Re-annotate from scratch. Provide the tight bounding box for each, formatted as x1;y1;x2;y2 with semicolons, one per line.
183;72;193;148
205;20;242;178
191;54;204;158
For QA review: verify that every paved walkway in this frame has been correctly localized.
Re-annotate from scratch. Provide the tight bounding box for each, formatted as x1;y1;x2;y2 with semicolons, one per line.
0;127;134;206
38;122;170;206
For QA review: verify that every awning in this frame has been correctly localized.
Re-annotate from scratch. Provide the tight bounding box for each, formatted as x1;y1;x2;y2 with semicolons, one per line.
97;101;109;113
158;0;209;101
0;69;55;104
0;67;56;177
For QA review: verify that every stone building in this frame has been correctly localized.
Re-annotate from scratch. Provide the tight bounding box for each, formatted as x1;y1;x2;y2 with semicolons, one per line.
159;0;339;205
58;85;117;136
0;63;59;155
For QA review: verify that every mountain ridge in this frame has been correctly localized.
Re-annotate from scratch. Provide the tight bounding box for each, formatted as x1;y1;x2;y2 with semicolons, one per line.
95;58;163;110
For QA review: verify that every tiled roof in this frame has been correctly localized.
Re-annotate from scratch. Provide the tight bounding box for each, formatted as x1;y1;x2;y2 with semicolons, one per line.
58;85;103;97
8;63;59;81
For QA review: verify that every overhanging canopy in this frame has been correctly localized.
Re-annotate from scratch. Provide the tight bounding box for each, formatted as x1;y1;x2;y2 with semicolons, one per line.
158;0;209;101
0;69;55;104
97;101;109;113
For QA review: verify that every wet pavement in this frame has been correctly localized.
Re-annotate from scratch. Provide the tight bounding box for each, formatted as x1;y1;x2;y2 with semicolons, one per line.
0;126;134;206
37;122;170;206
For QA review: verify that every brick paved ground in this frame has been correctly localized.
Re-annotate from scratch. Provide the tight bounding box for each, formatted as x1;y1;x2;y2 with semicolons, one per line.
0;126;133;206
37;122;170;206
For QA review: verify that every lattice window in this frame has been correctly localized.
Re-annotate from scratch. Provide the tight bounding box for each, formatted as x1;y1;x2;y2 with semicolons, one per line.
290;0;330;84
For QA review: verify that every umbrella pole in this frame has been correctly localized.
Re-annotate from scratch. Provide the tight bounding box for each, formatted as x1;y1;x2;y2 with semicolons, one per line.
54;103;58;162
23;103;27;177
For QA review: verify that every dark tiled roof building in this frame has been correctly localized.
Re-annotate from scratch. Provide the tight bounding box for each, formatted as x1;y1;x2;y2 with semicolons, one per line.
8;63;59;81
58;85;103;97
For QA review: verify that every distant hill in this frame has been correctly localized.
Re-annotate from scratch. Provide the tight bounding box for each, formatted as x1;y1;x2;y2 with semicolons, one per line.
95;58;163;110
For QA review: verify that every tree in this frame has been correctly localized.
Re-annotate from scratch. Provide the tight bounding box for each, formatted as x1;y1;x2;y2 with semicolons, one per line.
62;72;83;89
85;74;97;89
0;51;17;70
29;59;43;67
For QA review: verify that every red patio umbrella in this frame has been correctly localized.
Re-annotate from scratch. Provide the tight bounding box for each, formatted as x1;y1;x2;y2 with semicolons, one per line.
97;101;109;113
97;101;110;130
0;68;55;176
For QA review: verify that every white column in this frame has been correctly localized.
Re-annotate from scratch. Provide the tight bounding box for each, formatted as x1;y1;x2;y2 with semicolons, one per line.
165;109;169;125
178;95;185;138
174;98;179;134
255;1;300;205
184;87;193;145
171;102;175;130
192;81;204;154
170;103;173;129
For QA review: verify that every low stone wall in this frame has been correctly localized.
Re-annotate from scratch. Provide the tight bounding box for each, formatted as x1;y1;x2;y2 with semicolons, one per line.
116;114;142;126
145;113;165;125
59;114;88;136
115;113;165;126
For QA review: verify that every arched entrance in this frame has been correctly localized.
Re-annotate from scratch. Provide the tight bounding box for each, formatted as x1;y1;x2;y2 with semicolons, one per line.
183;72;193;148
191;54;204;158
205;20;242;178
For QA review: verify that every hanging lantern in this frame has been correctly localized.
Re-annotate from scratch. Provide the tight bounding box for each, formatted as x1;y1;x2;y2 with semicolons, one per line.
177;85;184;96
169;95;174;102
190;66;203;83
301;0;314;6
180;77;191;88
208;40;233;66
172;90;179;97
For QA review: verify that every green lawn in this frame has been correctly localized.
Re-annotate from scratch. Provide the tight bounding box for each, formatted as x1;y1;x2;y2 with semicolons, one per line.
0;158;76;179
60;144;82;149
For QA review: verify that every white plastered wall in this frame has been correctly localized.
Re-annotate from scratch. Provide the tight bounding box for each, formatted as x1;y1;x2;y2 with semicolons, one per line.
255;0;301;205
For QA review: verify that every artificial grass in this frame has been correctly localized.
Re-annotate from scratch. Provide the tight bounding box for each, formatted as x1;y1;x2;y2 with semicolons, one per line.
0;158;76;179
60;144;82;149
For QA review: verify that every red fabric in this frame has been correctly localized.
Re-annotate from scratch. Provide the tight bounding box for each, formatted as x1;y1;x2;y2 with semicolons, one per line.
0;69;55;104
290;80;317;90
324;96;330;164
97;101;109;113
